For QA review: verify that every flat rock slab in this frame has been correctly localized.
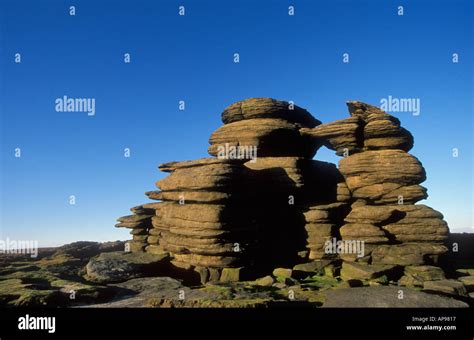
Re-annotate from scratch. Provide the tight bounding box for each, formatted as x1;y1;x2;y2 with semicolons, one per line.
423;279;467;296
80;277;186;308
321;286;468;308
84;251;170;284
458;276;474;292
83;278;280;308
340;262;397;281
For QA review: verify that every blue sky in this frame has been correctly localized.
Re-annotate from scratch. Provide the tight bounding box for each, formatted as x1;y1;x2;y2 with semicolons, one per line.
1;0;472;246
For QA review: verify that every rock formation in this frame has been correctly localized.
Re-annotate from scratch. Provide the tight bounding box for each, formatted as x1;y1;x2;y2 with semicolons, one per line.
115;98;450;287
301;101;449;285
115;203;156;252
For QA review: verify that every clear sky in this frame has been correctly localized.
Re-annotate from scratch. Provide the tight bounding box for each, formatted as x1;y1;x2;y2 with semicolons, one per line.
1;0;473;247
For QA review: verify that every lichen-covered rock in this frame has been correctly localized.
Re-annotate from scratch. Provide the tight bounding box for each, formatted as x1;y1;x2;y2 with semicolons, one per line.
399;265;446;287
423;279;467;296
220;267;244;282
340;262;398;281
458;276;474;292
273;268;293;279
371;243;447;266
292;260;334;279
172;253;240;268
255;275;275;286
84;251;170;283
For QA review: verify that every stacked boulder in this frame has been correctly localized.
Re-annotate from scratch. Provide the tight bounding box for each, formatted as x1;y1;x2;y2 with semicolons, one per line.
213;98;353;268
302;101;449;284
115;98;451;287
150;158;253;279
146;98;335;281
115;204;157;252
209;98;320;158
115;98;350;282
293;162;351;261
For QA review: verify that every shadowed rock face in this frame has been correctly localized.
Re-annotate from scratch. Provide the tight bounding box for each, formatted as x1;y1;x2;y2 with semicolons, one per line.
115;98;450;285
208;119;318;158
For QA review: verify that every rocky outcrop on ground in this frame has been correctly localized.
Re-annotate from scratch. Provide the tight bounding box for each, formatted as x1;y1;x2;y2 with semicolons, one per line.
1;240;472;308
114;98;355;283
0;241;124;307
0;100;467;308
111;98;463;301
302;102;449;289
321;286;468;308
84;251;170;284
115;204;156;252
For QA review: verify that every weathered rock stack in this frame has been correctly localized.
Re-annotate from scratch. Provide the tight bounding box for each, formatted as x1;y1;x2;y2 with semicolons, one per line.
212;99;354;269
302;102;449;284
115;204;157;252
115;98;450;286
146;98;336;282
150;158;254;281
